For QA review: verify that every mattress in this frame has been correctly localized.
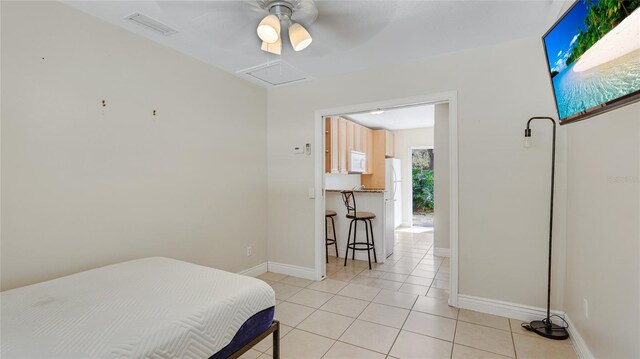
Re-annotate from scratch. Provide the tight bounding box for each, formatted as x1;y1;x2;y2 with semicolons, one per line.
1;257;276;358
210;307;274;359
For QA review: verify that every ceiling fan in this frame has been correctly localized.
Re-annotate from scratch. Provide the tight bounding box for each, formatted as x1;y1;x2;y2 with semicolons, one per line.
255;0;318;55
155;0;398;59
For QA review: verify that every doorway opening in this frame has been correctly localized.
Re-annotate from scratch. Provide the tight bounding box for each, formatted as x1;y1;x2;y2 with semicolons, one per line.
314;92;459;306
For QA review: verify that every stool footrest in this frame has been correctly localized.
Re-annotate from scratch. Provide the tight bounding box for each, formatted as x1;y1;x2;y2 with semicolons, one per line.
347;242;375;250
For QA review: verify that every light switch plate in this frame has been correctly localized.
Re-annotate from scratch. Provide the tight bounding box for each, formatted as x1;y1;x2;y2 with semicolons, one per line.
292;146;304;154
308;188;315;199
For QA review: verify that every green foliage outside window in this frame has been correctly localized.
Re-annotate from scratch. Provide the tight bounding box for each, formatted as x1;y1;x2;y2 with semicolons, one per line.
413;167;434;211
412;149;434;212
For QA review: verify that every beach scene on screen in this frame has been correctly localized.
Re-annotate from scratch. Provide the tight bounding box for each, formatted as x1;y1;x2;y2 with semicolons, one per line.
544;0;640;121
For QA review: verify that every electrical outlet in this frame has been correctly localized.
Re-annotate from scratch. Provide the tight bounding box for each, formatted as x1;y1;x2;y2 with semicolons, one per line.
246;246;252;256
584;298;589;319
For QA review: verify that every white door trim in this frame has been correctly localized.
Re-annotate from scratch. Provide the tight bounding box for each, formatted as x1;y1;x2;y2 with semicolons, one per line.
314;92;460;307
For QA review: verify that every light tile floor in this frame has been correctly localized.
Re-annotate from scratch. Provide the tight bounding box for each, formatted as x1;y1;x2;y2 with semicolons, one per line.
249;227;578;359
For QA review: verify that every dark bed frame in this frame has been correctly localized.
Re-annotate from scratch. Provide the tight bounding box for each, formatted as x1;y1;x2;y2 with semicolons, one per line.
227;320;280;359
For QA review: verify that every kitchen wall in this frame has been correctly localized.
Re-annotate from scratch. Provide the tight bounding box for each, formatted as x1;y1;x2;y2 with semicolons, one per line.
392;127;435;227
1;1;268;290
434;103;450;251
267;36;568;310
564;104;640;358
325;173;361;191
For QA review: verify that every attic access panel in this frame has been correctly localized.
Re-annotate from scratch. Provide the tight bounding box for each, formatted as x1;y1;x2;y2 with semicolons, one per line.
240;61;309;86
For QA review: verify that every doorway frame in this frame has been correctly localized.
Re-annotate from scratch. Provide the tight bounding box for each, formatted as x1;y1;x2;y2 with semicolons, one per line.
313;92;460;307
407;145;434;228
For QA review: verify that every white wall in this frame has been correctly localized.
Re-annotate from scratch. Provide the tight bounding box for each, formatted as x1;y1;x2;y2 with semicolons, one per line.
267;36;567;309
564;104;640;358
434;103;450;250
392;127;435;226
324;174;361;191
1;1;268;290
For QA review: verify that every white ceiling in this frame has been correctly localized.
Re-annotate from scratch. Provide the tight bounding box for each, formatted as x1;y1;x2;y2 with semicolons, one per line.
348;104;434;130
63;1;565;87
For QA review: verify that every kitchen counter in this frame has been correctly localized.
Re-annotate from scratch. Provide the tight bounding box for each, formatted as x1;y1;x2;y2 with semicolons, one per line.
325;189;385;193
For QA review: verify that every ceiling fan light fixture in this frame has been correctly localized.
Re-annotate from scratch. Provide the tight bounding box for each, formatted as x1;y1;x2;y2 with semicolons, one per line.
257;14;280;44
261;37;282;55
289;22;312;51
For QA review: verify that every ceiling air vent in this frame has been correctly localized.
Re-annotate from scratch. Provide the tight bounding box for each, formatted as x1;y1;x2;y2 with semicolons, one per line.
239;61;309;87
125;13;177;36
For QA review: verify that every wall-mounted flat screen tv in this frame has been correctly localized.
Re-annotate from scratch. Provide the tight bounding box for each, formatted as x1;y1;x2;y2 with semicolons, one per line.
542;0;640;125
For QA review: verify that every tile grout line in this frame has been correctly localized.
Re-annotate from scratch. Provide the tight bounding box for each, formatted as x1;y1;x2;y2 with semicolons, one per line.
262;229;459;357
509;316;518;359
331;232;433;357
277;275;422;357
450;314;459;359
319;311;366;356
290;289;325;357
384;292;419;357
453;343;516;359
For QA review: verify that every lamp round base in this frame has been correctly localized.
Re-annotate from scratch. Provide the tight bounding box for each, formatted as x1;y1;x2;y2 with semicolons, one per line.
528;320;569;340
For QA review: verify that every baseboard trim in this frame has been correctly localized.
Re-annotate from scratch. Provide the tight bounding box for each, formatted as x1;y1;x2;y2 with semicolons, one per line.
433;247;451;257
268;261;316;280
565;315;595;359
457;294;565;322
237;262;268;277
458;295;593;358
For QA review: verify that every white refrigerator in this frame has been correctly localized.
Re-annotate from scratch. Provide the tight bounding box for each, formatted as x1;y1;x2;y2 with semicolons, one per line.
384;158;402;258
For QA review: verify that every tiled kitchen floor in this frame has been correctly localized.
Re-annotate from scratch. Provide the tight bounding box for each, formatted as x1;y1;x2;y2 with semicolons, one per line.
250;227;577;359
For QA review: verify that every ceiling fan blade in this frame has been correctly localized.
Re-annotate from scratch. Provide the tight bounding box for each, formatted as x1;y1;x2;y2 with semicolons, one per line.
151;1;266;54
156;1;265;23
298;1;399;55
291;0;318;26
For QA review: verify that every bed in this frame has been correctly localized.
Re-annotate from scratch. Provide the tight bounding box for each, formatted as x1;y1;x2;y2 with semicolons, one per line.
0;257;279;358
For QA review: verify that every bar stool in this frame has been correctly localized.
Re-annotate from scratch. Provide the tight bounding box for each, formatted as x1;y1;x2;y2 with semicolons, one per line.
341;191;377;269
325;210;339;263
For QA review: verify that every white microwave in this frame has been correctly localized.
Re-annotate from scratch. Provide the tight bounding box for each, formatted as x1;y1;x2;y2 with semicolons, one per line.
349;151;367;173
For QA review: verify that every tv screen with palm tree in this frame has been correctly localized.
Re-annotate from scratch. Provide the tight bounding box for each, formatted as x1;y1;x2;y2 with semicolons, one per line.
543;0;640;124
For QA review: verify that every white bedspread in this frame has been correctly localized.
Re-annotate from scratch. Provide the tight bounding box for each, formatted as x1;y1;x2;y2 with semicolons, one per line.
1;257;275;358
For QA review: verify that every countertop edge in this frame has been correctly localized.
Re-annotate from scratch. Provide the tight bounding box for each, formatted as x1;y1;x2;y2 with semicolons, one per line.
325;189;385;193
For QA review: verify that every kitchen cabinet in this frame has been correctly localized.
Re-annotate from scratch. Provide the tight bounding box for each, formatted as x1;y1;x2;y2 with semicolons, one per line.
346;120;356;154
338;117;348;173
325;118;331;173
325;117;336;173
384;130;394;158
325;117;376;175
362;129;396;188
365;128;373;175
362;130;387;189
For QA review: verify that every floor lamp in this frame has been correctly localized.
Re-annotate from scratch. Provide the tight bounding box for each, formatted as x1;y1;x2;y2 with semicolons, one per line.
522;116;569;340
